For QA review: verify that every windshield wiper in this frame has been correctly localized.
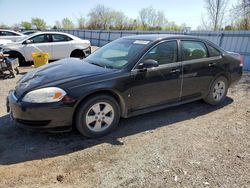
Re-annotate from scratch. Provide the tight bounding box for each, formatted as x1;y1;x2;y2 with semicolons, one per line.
88;62;114;69
89;62;105;68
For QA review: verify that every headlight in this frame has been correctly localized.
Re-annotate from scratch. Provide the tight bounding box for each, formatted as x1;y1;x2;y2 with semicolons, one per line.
22;87;66;103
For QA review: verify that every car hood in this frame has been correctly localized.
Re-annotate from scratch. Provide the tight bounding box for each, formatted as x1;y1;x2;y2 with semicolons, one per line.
0;39;13;45
2;41;23;49
15;58;114;98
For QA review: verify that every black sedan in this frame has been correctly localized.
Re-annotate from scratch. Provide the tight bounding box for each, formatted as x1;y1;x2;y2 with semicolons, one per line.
7;34;243;137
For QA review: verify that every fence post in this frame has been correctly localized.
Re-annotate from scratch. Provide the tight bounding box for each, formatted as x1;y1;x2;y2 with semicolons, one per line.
98;30;101;47
219;32;224;47
108;31;111;43
90;30;93;45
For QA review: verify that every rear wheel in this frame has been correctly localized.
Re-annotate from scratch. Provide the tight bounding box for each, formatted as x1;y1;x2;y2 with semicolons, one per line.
75;95;120;138
204;76;228;105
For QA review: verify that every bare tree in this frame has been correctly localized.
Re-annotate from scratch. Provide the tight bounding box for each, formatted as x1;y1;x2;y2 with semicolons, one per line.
111;11;128;30
231;0;250;29
54;20;61;29
88;5;113;30
61;18;74;29
204;0;228;31
77;16;85;29
138;6;167;30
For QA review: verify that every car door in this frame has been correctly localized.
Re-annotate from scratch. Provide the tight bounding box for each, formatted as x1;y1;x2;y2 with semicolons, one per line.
180;40;223;99
51;34;73;60
128;40;182;111
23;34;52;61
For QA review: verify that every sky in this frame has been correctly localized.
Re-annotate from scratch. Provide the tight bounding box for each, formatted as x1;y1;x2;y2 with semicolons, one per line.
0;0;238;30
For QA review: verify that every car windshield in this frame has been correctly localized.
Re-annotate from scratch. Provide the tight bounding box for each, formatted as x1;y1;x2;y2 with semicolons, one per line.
85;38;150;69
16;35;30;42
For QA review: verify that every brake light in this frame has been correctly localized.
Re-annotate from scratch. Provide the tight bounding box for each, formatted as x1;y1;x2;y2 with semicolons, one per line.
239;55;243;67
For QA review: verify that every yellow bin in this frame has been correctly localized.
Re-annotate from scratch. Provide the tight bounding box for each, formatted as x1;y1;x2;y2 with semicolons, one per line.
32;52;49;67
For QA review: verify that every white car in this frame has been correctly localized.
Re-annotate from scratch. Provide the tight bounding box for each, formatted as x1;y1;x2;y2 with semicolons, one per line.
1;31;91;65
0;29;25;44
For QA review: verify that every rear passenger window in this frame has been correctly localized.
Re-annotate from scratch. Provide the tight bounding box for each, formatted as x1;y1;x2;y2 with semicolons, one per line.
52;34;72;42
181;41;207;60
207;44;221;57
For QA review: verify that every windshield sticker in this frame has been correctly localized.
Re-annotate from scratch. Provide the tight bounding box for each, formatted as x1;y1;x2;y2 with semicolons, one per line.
134;40;150;45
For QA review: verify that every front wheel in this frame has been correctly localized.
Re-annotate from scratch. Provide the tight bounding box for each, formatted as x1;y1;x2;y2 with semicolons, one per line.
75;95;120;138
204;76;229;105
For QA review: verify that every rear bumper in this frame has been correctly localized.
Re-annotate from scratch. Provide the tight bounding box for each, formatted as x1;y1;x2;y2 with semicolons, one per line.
7;90;74;130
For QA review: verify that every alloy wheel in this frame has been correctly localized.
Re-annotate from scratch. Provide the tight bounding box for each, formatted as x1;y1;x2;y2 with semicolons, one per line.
85;102;114;132
212;80;226;101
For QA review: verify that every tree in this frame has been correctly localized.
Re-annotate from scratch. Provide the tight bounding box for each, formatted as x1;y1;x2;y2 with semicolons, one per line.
61;18;74;29
77;16;85;29
204;0;228;31
21;21;32;29
231;0;250;30
31;18;47;29
111;11;128;30
55;20;62;29
138;6;167;30
0;24;9;29
88;4;113;30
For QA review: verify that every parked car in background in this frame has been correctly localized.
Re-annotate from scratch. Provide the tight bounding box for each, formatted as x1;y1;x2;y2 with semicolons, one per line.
0;29;25;44
7;34;242;138
22;30;38;35
0;39;12;45
2;31;91;65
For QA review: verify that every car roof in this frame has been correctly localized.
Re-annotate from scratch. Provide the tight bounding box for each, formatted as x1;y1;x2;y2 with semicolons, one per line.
27;31;78;39
123;34;201;41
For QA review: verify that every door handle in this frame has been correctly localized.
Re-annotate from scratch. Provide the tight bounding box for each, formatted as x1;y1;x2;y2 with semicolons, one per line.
208;62;216;67
170;68;181;73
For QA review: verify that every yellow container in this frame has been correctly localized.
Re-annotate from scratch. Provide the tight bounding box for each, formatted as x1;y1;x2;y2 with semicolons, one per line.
32;52;49;67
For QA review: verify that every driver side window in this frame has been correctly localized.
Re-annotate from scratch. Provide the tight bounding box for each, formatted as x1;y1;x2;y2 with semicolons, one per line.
142;41;178;65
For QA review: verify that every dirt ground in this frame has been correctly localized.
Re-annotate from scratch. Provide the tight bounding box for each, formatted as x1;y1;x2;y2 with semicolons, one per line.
0;64;249;187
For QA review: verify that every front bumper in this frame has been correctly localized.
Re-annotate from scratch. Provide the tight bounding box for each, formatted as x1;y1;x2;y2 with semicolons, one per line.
7;90;74;131
83;46;91;56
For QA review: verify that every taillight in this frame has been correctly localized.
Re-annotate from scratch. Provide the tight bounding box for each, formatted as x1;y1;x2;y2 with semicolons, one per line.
239;55;243;67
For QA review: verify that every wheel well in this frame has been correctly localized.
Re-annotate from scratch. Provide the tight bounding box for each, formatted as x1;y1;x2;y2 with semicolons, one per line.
7;50;25;61
72;90;126;128
70;49;85;58
214;73;231;86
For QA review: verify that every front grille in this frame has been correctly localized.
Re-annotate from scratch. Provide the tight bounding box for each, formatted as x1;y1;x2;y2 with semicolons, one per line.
16;119;51;126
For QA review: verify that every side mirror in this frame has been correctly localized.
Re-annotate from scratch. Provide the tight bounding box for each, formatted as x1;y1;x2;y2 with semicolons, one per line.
138;59;159;69
24;39;32;44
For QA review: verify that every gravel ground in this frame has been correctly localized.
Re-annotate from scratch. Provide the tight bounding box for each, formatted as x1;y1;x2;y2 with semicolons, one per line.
0;61;249;187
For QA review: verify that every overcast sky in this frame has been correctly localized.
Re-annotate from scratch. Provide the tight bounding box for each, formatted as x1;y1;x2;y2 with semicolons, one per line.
0;0;237;29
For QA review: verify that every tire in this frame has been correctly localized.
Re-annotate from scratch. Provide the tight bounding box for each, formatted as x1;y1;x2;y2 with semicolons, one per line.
75;95;120;138
17;54;26;66
204;76;229;105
